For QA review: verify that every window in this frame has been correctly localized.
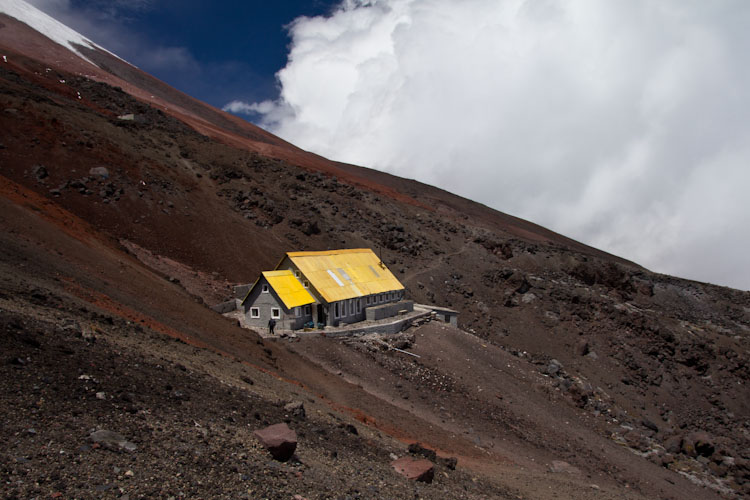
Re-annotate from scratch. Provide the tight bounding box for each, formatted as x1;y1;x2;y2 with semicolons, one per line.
250;307;259;318
366;296;371;305
262;284;269;293
334;302;340;318
356;299;361;313
342;300;347;316
294;270;301;278
349;299;355;314
271;308;280;319
303;280;309;288
294;307;301;318
304;305;311;315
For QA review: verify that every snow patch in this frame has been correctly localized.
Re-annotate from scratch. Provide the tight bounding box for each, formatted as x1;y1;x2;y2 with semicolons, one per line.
0;0;121;66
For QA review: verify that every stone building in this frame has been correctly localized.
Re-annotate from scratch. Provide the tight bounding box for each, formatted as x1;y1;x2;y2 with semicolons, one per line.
242;248;406;331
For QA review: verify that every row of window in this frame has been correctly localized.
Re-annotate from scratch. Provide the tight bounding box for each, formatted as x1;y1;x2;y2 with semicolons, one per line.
365;291;401;306
333;298;362;319
331;291;403;318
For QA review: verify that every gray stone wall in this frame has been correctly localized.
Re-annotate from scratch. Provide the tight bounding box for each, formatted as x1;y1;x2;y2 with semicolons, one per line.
211;298;240;314
242;277;312;331
366;300;414;321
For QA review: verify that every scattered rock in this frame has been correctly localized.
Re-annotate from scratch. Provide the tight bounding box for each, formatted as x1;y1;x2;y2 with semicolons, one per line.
641;418;659;433
664;436;682;454
521;292;536;304
624;430;650;452
545;359;562;376
89;167;110;179
391;457;434;483
342;423;358;435
549;460;581;474
575;339;590;356
439;456;458;470
408;442;437;461
253;423;297;461
284;401;306;419
88;429;137;452
32;164;48;180
688;431;715;458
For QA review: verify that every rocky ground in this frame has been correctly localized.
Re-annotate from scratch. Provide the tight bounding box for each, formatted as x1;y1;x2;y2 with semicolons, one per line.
1;269;514;500
1;33;749;499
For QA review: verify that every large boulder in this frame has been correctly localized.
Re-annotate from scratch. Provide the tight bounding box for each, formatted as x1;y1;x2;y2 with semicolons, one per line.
664;435;682;454
680;431;715;458
391;457;435;483
253;423;297;461
689;431;715;458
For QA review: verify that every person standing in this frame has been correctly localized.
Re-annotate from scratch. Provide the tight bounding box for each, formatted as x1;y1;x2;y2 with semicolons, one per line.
268;318;276;335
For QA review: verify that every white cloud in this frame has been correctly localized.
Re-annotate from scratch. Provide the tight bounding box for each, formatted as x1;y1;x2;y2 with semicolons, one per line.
239;0;750;290
223;99;277;115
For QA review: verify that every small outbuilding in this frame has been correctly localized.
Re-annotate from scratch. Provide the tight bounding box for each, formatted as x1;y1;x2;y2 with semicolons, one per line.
242;270;316;331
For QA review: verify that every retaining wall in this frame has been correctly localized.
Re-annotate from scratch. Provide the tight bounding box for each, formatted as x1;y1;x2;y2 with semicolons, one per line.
366;300;414;321
211;298;240;314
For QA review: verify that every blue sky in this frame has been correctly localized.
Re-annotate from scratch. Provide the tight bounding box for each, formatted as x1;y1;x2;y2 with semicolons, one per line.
29;0;342;109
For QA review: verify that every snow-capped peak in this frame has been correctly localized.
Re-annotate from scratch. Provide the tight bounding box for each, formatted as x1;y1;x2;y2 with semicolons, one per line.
0;0;117;65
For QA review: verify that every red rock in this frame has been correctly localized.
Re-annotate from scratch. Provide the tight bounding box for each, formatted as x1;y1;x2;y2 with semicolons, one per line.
391;457;434;483
253;423;297;461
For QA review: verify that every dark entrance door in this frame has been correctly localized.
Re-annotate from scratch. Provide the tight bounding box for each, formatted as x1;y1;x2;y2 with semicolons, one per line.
317;304;326;327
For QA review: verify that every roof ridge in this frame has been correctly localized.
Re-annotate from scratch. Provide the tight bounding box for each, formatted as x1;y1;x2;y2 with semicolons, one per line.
262;269;294;276
287;248;373;257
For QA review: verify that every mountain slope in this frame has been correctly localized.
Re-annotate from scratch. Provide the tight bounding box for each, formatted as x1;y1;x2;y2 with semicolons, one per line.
1;3;749;499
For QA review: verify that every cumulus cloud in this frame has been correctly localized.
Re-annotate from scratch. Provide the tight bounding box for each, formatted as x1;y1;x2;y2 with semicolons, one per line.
223;99;276;115
234;0;750;290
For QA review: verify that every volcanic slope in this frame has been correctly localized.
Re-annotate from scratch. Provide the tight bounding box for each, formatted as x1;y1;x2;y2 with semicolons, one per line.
1;6;749;499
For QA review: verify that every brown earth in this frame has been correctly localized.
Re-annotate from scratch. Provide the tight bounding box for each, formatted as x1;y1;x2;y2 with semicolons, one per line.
1;13;749;500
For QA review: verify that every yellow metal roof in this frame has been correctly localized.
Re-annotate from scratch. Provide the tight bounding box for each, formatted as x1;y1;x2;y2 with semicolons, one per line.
263;270;316;309
284;249;404;303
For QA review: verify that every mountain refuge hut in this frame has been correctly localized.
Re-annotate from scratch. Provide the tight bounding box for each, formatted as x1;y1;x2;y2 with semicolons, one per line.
241;249;408;331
